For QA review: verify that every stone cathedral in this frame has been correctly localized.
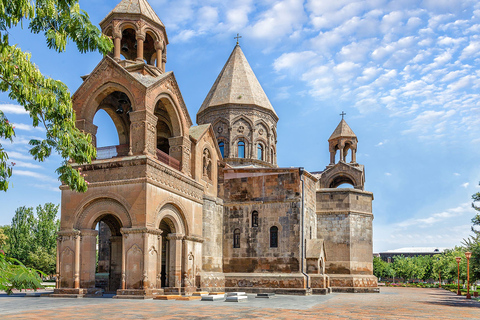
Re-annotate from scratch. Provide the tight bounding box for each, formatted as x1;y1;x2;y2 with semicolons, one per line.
54;0;378;298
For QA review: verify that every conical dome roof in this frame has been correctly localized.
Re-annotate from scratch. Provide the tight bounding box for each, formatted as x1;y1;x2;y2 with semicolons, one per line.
329;119;357;141
101;0;164;27
198;45;277;117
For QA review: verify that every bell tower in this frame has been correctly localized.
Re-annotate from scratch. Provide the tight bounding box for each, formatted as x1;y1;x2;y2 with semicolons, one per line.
100;0;168;72
315;115;377;291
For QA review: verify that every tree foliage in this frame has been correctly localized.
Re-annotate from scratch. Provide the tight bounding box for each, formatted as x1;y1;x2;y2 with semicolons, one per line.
0;251;44;295
0;0;113;192
5;203;59;275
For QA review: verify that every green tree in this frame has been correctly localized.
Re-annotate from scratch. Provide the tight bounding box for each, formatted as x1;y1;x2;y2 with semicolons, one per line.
8;206;35;263
6;203;59;274
392;256;418;282
0;225;8;249
373;256;395;280
0;0;113;192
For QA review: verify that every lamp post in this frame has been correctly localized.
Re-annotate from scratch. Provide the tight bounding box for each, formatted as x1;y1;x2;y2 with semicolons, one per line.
465;252;472;299
455;257;461;295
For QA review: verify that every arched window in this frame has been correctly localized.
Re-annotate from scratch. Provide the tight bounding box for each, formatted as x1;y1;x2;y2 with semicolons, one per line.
233;229;240;248
257;144;263;160
270;226;278;248
218;142;224;158
238;141;245;158
252;211;258;227
271;149;274;163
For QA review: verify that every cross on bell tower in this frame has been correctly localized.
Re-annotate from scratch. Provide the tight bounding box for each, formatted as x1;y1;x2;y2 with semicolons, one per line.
234;33;242;45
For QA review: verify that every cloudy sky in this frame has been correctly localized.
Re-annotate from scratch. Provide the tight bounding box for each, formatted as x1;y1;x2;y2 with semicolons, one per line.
1;0;480;252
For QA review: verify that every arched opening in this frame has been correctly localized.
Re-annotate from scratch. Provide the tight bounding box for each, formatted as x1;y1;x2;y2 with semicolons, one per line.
95;214;123;293
93;109;119;147
120;28;138;61
233;229;240;248
237;141;245;158
218;142;224;158
329;175;355;188
94;91;131;159
270;226;278;248
143;31;156;65
252;211;258;227
154;100;173;155
343;143;351;162
270;148;274;163
159;218;175;288
257;144;263;160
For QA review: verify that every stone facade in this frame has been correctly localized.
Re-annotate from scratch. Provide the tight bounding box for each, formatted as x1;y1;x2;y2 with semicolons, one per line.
54;0;377;298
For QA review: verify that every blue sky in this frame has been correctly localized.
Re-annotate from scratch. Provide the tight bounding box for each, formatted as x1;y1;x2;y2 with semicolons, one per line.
1;0;480;252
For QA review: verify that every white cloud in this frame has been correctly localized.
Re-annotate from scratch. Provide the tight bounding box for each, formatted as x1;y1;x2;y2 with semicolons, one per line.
0;104;28;115
462;182;470;188
396;202;472;228
12;123;44;132
10;160;42;169
385;172;392;176
14;170;58;183
249;0;306;41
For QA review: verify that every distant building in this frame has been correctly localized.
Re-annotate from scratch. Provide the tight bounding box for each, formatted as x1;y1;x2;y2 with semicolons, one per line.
378;247;447;263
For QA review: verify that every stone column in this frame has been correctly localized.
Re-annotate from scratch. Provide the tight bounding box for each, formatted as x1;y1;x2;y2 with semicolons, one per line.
162;49;167;72
351;147;357;163
129;110;157;157
56;236;61;289
113;28;122;62
79;229;98;288
136;33;145;63
339;143;344;163
142;232;149;290
157;235;162;288
110;236;122;291
169;136;191;175
167;233;184;288
121;233;126;290
74;232;81;289
154;41;164;70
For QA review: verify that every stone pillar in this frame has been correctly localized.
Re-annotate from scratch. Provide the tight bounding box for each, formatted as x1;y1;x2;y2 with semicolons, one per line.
79;229;98;288
329;151;335;165
121;233;126;290
351;147;357;163
74;232;81;289
156;235;162;288
339;143;344;163
154;40;164;70
113;28;122;62
169;136;191;175
136;33;145;63
129;110;157;157
167;233;184;288
110;236;122;291
162;48;167;72
56;236;61;289
143;232;149;289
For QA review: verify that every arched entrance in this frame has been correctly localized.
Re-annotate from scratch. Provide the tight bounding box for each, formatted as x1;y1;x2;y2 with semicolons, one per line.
159;218;174;287
94;214;123;293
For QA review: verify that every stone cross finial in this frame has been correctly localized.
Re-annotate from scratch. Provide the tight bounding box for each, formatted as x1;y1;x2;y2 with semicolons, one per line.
234;33;242;45
340;111;346;120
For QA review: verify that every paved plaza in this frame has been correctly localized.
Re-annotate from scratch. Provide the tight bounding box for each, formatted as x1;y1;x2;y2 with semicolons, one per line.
1;287;479;319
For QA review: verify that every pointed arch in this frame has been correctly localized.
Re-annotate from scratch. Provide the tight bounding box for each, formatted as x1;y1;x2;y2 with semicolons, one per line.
152;93;186;137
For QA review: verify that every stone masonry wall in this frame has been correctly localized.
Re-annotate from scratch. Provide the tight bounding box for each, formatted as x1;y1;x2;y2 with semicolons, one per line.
221;168;304;273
